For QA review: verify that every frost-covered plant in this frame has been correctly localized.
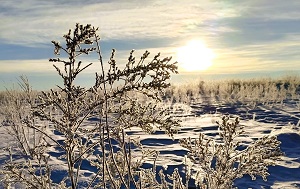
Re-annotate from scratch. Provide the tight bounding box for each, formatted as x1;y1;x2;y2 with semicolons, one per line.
0;77;52;188
1;23;180;188
0;76;45;157
166;77;300;107
180;116;283;188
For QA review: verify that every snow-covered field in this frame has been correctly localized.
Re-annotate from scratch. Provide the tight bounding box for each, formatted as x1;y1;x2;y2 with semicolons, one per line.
1;82;300;188
134;101;300;188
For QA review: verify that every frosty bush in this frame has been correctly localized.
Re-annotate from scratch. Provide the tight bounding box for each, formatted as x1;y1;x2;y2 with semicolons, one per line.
1;23;181;189
180;116;283;188
0;24;283;189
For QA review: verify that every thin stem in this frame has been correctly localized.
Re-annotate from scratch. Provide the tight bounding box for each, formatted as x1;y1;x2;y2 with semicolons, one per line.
75;158;83;187
123;131;138;189
26;123;65;151
74;141;99;163
95;34;129;188
7;169;41;189
67;148;76;189
94;35;107;188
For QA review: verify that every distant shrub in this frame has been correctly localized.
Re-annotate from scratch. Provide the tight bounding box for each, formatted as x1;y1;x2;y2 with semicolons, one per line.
0;24;283;189
164;77;300;107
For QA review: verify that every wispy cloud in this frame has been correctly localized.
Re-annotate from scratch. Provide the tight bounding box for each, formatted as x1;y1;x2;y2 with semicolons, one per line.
0;59;53;73
0;45;177;73
0;0;236;46
207;34;300;74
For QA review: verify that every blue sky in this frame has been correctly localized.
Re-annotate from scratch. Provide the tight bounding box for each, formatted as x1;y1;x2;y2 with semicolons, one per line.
1;0;300;90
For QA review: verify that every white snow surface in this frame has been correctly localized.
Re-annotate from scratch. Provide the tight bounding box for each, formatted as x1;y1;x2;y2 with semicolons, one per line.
1;101;300;188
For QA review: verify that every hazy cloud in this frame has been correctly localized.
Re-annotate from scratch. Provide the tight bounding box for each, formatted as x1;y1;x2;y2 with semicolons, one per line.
0;0;236;46
1;0;300;80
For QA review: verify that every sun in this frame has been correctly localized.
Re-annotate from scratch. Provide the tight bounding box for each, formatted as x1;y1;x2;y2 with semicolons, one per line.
177;39;215;72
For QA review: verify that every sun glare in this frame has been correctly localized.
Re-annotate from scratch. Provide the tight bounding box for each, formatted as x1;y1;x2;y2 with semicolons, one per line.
177;39;215;72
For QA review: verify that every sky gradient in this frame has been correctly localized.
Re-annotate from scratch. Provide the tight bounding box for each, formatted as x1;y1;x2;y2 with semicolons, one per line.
1;0;300;90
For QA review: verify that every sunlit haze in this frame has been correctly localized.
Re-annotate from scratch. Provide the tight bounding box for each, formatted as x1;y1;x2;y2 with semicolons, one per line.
177;39;215;72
